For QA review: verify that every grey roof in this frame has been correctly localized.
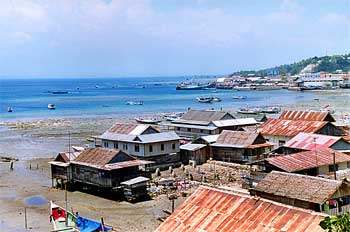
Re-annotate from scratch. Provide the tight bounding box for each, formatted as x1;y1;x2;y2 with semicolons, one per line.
179;110;234;122
180;143;207;151
138;131;180;143
164;122;218;130
212;118;257;127
95;132;137;142
121;176;150;186
199;135;219;143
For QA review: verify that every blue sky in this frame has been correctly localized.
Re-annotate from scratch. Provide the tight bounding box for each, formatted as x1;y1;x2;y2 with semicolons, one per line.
0;0;349;78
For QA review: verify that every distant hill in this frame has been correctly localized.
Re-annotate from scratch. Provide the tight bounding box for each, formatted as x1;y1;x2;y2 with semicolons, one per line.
231;54;350;77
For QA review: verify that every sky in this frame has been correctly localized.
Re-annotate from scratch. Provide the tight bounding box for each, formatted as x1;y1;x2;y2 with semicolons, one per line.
0;0;349;78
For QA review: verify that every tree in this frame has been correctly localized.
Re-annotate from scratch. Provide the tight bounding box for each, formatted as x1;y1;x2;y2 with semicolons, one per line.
319;212;350;232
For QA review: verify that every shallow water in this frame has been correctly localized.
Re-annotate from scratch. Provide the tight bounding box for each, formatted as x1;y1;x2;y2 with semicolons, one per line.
23;195;48;206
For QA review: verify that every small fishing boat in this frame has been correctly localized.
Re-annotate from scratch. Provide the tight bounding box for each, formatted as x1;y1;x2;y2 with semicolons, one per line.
48;91;69;94
212;97;222;102
237;107;261;114
126;101;144;105
261;106;281;114
50;201;77;232
196;96;213;103
135;117;162;124
48;104;56;110
7;107;13;112
232;96;247;99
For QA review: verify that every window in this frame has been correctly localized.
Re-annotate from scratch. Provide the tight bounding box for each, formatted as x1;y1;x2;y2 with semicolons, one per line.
187;128;191;132
123;144;128;150
177;127;180;131
278;140;285;147
347;162;350;168
114;142;118;149
265;138;269;142
172;143;176;150
103;141;108;148
135;145;140;152
161;144;164;151
149;145;153;152
329;164;339;172
209;130;212;135
200;129;204;133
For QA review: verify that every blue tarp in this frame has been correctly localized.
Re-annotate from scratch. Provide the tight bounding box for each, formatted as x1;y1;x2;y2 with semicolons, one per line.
76;215;111;232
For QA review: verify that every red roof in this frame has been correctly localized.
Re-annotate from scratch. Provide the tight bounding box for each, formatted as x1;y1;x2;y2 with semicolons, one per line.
259;119;328;137
155;186;325;232
285;132;342;151
279;110;335;122
266;148;350;172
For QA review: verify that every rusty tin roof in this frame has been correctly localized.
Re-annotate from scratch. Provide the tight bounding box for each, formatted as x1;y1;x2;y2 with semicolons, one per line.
279;110;335;122
155;186;325;232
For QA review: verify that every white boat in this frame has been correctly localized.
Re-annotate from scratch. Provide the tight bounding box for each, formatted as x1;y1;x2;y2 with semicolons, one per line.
7;107;13;112
232;96;247;99
261;106;281;114
212;97;222;102
237;107;261;114
135;117;162;124
196;96;213;103
48;104;56;110
126;101;144;105
50;201;77;232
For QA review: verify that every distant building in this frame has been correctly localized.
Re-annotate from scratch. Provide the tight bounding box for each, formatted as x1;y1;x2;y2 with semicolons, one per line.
211;130;273;163
94;123;181;168
251;171;350;215
155;186;325;232
164;110;258;138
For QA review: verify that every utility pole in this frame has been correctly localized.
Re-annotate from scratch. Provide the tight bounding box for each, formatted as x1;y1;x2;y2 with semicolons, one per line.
333;152;337;180
65;182;68;226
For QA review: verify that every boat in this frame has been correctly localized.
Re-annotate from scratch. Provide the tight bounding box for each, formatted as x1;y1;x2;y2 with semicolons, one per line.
50;201;77;232
48;91;68;94
135;117;162;124
212;97;222;102
176;81;215;90
196;96;213;103
126;101;143;105
7;107;13;112
237;107;261;114
232;96;247;99
48;104;56;110
261;106;281;114
232;85;256;90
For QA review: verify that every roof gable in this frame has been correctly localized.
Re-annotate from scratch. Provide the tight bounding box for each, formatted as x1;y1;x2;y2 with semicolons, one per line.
106;123;158;135
279;110;335;122
180;110;234;122
259;119;329;137
155;186;325;232
216;130;260;146
285;132;342;151
254;171;342;204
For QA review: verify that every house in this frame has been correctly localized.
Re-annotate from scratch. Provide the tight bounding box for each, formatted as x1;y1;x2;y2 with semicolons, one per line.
179;143;208;165
48;147;83;187
70;148;153;189
279;110;335;122
164;109;258;138
94;123;181;168
211;130;273;163
251;171;350;215
259;118;343;148
262;148;350;175
155;186;325;232
283;132;350;154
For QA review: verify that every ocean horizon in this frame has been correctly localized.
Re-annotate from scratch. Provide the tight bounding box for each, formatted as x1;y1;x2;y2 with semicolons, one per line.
0;77;316;122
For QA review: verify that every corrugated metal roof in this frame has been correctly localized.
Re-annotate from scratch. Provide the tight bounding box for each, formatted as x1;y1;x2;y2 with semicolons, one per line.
120;176;150;185
215;130;260;147
96;132;137;142
155;186;325;232
179;110;234;122
200;134;219;143
212;118;257;127
254;171;342;204
259;119;328;137
107;123;155;135
265;148;350;172
103;160;154;170
285;132;342;150
180;143;207;151
137;131;179;143
165;122;217;130
279;110;335;122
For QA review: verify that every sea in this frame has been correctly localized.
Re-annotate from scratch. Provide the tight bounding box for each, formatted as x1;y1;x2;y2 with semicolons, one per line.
0;76;317;121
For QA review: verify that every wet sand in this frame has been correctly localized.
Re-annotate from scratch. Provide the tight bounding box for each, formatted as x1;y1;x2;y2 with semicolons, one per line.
0;89;349;231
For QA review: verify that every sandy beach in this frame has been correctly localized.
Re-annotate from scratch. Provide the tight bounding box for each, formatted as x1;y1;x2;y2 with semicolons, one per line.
0;89;349;232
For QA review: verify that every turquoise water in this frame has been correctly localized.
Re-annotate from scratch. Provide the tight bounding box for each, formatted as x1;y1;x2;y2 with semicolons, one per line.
0;77;315;121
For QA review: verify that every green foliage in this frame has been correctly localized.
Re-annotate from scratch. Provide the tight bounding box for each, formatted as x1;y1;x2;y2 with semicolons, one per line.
319;212;350;232
231;53;350;77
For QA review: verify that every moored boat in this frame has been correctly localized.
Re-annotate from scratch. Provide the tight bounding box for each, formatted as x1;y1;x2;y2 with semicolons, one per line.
232;95;247;100
7;106;13;112
212;97;222;102
196;96;214;103
176;81;215;90
48;91;69;94
237;107;261;114
135;117;162;124
126;101;144;105
50;201;77;232
48;104;56;110
261;106;281;114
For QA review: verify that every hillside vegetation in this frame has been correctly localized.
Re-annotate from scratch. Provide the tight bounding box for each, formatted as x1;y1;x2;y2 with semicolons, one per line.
231;54;350;77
